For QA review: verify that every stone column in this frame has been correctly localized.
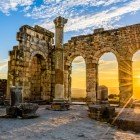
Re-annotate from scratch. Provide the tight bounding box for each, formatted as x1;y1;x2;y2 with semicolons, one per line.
86;62;98;104
118;60;133;106
51;16;70;110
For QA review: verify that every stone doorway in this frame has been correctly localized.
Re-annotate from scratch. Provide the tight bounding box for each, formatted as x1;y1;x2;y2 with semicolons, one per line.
29;54;46;101
98;52;119;105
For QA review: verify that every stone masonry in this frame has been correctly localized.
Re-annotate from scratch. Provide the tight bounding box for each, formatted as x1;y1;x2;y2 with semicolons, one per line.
7;17;140;106
7;25;54;102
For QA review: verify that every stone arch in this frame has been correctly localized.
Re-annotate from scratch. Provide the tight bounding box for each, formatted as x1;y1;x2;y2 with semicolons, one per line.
65;52;87;67
97;52;119;100
64;52;87;101
129;43;140;61
93;47;120;63
118;43;140;106
23;51;49;101
29;51;47;67
70;56;86;101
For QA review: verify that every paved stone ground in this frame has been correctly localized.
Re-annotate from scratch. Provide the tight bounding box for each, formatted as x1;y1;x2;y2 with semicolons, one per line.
0;105;140;140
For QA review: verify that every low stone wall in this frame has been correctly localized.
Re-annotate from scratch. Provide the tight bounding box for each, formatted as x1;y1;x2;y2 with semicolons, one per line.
111;119;140;133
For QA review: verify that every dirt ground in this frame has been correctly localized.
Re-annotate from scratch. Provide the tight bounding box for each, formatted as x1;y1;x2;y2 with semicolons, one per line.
0;105;140;140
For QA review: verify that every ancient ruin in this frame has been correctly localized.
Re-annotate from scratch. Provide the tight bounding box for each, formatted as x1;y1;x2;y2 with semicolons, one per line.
7;16;140;107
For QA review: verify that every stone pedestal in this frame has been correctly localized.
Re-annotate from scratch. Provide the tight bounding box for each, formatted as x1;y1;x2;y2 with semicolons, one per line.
89;85;115;121
51;99;70;111
89;104;115;121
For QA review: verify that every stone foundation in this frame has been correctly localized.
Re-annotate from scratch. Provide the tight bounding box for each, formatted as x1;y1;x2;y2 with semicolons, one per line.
51;100;70;111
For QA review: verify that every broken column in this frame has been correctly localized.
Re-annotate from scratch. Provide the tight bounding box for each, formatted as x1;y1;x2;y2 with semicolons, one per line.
10;86;22;106
97;85;108;104
4;86;39;119
51;16;70;110
6;86;23;118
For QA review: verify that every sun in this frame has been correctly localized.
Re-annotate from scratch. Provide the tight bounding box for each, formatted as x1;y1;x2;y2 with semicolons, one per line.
133;75;140;99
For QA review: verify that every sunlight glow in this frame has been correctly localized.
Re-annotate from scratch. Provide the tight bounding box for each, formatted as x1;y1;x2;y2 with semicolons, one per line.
133;50;140;99
71;56;86;98
99;52;119;95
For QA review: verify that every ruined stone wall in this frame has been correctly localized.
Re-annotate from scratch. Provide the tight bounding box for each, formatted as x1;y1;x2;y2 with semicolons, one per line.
64;24;140;105
7;22;140;106
7;25;54;102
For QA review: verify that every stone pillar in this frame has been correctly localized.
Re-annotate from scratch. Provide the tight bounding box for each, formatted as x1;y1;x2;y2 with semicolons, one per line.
118;60;133;106
51;16;70;110
86;62;98;104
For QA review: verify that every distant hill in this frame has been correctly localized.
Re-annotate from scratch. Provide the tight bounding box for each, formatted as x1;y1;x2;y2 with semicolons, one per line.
71;88;86;98
72;87;140;99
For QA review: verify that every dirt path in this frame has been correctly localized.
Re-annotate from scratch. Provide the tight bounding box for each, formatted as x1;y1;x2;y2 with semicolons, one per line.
0;105;140;140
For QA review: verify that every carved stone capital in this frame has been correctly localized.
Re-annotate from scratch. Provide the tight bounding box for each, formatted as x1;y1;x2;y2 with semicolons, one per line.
54;16;68;28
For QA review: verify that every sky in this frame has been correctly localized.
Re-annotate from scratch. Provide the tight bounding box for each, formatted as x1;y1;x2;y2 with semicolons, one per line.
0;0;140;98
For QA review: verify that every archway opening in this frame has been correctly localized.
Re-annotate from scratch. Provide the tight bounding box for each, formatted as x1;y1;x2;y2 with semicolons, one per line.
29;54;46;101
71;56;86;102
132;50;140;100
98;52;119;104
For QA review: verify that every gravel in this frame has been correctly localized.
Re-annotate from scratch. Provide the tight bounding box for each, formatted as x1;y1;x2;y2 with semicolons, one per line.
0;105;140;140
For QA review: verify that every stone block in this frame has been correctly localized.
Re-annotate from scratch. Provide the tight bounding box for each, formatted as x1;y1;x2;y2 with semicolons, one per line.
89;104;115;121
18;103;39;118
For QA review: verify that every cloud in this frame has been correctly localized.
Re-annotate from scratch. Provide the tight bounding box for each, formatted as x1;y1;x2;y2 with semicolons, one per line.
72;56;85;64
0;0;34;15
133;50;140;61
25;0;140;34
1;0;140;34
99;59;117;65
